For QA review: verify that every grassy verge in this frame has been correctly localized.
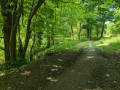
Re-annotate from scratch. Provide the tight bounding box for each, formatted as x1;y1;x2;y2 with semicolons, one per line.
92;36;120;54
92;36;120;89
34;39;88;59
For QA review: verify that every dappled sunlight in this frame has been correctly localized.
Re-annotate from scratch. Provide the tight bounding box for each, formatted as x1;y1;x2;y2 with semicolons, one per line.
59;42;63;44
52;65;62;68
0;73;5;77
57;59;63;62
0;0;120;89
51;68;58;71
20;71;31;76
106;74;110;77
86;56;94;59
97;44;108;46
46;77;58;82
87;81;94;84
71;70;75;72
50;65;62;72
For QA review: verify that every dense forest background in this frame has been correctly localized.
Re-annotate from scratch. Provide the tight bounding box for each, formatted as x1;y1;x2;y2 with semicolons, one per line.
0;0;120;70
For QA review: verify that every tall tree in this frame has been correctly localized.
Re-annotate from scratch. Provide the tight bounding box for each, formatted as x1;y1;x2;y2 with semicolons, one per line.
0;0;45;62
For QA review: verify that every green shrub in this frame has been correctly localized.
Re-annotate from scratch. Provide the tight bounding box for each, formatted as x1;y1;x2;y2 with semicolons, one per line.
2;58;28;70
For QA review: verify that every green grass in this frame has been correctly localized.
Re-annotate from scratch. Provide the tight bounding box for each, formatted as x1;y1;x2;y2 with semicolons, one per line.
93;36;120;54
35;39;88;57
84;41;90;49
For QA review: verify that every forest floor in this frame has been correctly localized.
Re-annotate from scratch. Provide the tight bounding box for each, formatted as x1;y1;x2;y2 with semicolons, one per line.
0;41;120;90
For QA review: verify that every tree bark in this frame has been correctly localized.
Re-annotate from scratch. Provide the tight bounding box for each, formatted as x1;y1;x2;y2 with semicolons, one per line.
78;22;82;40
1;0;24;61
47;33;51;48
36;31;42;47
87;20;90;39
101;23;104;38
9;0;24;61
9;27;17;61
51;24;55;45
1;0;12;61
90;29;91;39
30;30;36;61
97;28;99;38
21;0;45;59
18;22;23;57
71;25;74;40
87;29;90;38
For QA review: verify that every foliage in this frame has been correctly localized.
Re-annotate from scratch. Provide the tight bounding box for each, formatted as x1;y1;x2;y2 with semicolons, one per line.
0;0;118;70
36;39;88;56
2;58;28;70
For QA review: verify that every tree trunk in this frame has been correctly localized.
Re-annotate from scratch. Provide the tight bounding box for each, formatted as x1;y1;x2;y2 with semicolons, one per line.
87;29;90;38
21;0;45;59
86;20;90;39
22;19;32;58
1;0;24;61
18;23;23;57
71;25;74;40
36;31;42;47
90;29;91;39
97;28;99;38
1;1;12;61
9;28;17;61
78;22;82;40
9;7;17;61
30;30;36;61
47;33;51;48
3;25;11;61
51;24;55;45
101;24;104;38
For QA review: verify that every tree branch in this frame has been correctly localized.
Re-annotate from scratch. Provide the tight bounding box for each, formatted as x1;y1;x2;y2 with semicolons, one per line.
13;0;24;31
22;0;45;58
29;0;45;20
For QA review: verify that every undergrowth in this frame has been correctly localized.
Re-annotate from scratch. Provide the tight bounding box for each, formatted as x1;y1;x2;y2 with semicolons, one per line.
35;39;88;57
1;39;87;71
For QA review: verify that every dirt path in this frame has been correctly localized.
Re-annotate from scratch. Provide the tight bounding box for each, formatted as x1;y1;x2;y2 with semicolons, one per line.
43;42;120;90
0;41;120;90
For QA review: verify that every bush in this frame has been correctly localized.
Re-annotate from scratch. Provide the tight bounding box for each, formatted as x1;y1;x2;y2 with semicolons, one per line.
2;58;28;70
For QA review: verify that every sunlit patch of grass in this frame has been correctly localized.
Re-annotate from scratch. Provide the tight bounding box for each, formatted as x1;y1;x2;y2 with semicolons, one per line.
84;41;90;49
36;39;88;57
93;36;120;54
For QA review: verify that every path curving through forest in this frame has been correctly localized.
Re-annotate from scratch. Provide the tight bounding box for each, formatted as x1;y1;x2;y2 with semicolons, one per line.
43;42;120;90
